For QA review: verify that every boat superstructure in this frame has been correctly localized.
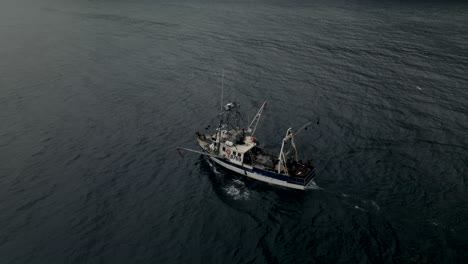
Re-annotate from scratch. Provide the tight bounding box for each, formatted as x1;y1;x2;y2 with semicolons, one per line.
179;100;316;190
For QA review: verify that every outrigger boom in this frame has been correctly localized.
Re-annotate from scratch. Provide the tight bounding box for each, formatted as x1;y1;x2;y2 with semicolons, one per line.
247;101;267;136
177;147;220;158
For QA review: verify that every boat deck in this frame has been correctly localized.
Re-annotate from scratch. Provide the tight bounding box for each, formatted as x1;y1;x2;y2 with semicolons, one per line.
197;133;315;182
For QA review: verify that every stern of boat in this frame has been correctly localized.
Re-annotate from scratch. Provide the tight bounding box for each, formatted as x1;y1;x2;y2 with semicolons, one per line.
288;162;316;187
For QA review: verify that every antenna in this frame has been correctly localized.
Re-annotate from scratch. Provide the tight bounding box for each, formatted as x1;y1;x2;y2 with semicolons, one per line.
220;69;224;111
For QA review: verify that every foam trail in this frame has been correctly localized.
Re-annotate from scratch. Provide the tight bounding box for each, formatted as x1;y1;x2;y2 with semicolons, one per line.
223;184;250;200
206;158;221;175
305;180;322;190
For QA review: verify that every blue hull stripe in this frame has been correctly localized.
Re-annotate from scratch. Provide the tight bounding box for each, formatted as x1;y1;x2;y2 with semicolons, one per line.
213;158;313;186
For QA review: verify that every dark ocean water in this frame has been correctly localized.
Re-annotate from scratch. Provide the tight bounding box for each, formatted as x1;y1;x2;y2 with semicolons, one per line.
1;0;467;263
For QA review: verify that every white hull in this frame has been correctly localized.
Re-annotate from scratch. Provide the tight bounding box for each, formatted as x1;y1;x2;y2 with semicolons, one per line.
208;156;306;190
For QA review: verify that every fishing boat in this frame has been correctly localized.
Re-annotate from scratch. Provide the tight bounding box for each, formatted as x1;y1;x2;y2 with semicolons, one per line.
178;100;316;190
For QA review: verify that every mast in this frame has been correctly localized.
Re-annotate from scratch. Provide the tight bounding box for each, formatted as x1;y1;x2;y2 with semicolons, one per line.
287;121;311;162
216;70;225;154
278;128;292;175
220;69;224;112
277;121;312;173
247;101;267;136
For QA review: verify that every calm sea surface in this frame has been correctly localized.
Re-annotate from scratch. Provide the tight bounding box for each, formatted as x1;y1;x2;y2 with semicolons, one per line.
1;0;467;263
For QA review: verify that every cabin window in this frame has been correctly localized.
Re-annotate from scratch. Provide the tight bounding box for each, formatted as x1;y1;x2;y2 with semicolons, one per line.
238;153;241;157
222;147;225;151
233;151;237;156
